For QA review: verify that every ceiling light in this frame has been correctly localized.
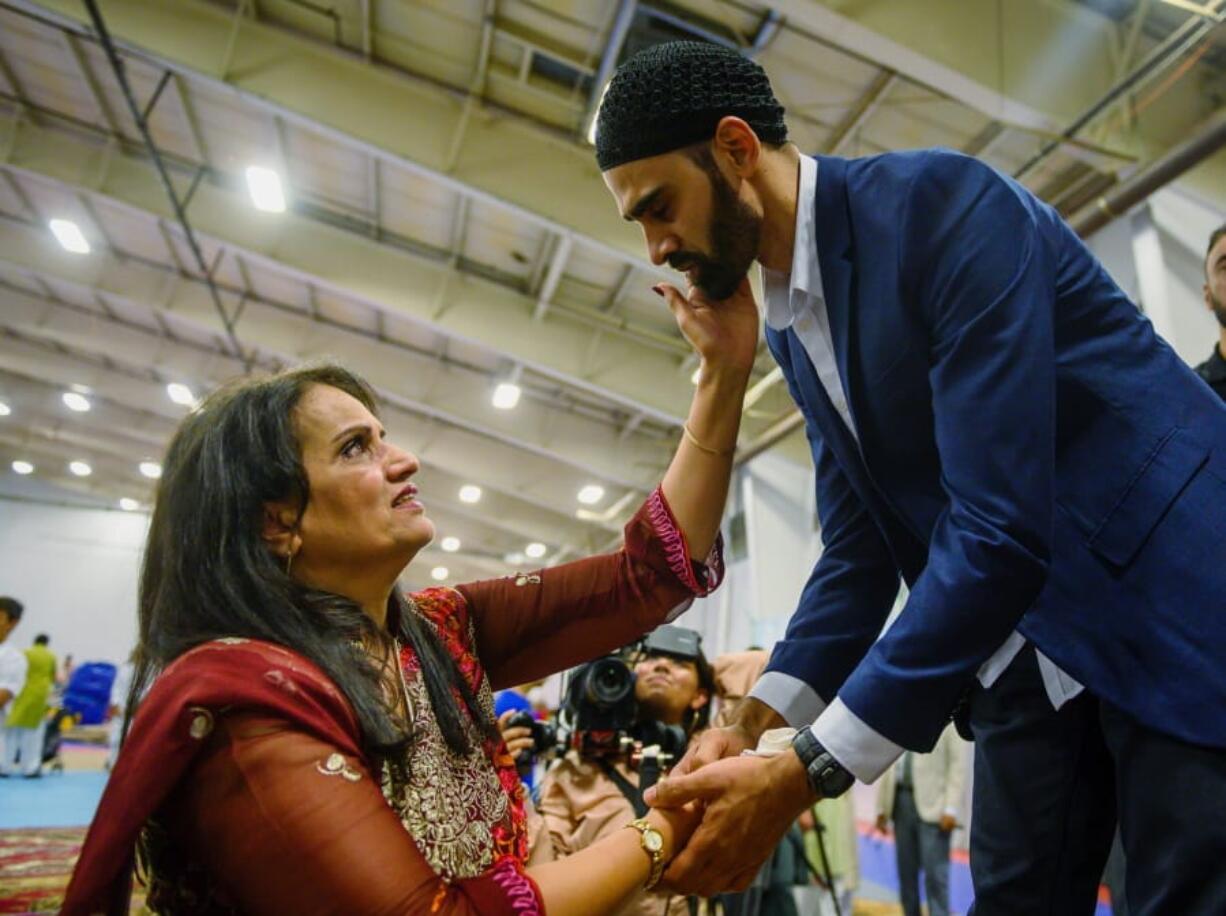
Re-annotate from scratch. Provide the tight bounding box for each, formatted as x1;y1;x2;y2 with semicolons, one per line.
440;536;461;553
139;461;162;479
430;566;449;581
524;542;547;559
11;460;34;475
62;391;91;412
691;366;702;385
166;382;196;406
119;498;140;512
69;460;92;477
458;484;482;504
492;382;521;410
245;166;286;213
0;401;10;417
577;484;605;505
49;218;90;254
504;552;526;566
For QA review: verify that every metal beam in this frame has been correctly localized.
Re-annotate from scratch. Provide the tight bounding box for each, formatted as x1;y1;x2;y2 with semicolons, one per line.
533;233;571;321
82;0;249;368
1014;0;1226;179
0;215;669;494
582;0;635;141
825;71;897;156
15;0;667;268
1;111;694;423
60;30;122;135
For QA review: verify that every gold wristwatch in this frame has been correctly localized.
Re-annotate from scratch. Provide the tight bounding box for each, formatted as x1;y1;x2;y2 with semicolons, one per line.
625;817;667;890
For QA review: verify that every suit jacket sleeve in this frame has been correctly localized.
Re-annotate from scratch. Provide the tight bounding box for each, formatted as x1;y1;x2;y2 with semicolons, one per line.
758;329;901;712
833;152;1057;758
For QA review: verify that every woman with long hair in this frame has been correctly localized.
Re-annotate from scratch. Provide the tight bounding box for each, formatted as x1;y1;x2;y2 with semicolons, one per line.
62;279;758;915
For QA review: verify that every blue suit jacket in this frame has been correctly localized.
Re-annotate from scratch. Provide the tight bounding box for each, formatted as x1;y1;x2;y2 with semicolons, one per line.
766;149;1226;751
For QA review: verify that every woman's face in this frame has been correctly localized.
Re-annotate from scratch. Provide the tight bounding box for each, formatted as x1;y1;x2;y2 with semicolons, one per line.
286;384;434;588
634;653;709;727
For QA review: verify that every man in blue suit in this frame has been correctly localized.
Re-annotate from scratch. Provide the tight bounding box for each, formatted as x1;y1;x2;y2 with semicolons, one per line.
596;42;1226;915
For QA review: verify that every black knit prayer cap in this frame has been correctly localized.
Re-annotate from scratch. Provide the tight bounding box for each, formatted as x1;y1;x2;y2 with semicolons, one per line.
595;41;788;172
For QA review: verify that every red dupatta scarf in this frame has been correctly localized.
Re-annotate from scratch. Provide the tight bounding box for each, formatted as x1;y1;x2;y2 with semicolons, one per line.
61;639;363;916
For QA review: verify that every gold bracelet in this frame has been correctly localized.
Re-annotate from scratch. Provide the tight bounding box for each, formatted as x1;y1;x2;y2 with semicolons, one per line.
683;423;735;457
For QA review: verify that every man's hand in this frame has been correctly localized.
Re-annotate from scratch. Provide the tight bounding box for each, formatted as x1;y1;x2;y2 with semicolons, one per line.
670;722;755;777
672;696;788;777
646;750;818;896
938;813;958;833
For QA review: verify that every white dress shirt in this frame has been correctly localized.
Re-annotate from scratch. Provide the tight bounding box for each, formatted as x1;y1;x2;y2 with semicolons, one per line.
749;154;1082;783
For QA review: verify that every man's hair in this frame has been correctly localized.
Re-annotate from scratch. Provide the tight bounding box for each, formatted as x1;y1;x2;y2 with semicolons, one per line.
34;633;49;646
595;41;787;171
1207;224;1226;278
0;597;23;622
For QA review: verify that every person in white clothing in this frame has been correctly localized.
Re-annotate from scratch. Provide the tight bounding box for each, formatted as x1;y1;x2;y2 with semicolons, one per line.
0;597;29;778
875;724;968;916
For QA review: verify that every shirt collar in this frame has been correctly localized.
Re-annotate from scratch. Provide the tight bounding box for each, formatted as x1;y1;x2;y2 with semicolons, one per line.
762;155;821;331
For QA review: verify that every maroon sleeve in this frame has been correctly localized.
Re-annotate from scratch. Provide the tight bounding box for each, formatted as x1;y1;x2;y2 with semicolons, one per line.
175;714;544;916
456;487;725;690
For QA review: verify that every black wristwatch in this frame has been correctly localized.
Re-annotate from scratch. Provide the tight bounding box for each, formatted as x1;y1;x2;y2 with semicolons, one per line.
792;726;855;798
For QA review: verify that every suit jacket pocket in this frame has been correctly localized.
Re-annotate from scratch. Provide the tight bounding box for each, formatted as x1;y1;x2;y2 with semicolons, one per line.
1080;427;1208;568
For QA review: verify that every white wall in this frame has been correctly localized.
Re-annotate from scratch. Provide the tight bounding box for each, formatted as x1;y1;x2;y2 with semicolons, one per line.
0;484;145;666
1087;186;1223;368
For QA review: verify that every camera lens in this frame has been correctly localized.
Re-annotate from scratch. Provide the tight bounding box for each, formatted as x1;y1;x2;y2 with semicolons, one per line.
586;657;634;706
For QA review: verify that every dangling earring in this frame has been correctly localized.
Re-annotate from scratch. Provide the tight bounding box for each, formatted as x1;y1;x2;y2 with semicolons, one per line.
285;548;295;576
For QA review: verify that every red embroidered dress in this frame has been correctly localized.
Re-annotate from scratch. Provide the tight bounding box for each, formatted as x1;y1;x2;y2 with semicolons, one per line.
63;488;722;915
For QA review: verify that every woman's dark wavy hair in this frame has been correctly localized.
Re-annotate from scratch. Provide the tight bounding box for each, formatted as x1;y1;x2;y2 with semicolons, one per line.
127;363;493;763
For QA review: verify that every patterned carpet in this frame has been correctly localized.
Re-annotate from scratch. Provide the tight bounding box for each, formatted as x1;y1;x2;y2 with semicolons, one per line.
0;823;895;915
0;826;147;914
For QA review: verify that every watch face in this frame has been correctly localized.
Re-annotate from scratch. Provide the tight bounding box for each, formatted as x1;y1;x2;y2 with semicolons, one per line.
644;831;664;853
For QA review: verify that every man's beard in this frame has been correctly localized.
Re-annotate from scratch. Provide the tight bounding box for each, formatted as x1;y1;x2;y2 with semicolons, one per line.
1210;290;1226;331
667;163;761;300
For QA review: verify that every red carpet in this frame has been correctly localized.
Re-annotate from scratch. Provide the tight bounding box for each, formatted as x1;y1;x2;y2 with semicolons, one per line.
0;826;146;914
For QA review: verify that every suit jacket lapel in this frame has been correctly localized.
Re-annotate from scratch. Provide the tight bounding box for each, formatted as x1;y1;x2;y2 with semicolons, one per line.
811;155;860;438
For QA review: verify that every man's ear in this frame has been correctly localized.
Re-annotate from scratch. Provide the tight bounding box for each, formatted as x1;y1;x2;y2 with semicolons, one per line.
1206;283;1214;313
261;502;301;560
711;116;761;177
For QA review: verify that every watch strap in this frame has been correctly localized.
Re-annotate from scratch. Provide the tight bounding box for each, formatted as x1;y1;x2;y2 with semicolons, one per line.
625;817;667;890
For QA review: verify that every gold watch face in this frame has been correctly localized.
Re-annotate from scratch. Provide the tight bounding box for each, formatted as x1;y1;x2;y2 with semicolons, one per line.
644;830;664;853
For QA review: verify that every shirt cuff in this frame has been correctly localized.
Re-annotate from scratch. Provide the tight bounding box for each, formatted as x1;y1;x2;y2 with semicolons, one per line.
748;671;827;728
811;696;904;784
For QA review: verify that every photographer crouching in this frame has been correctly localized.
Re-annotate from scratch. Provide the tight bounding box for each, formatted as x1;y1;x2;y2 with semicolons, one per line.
536;625;714;916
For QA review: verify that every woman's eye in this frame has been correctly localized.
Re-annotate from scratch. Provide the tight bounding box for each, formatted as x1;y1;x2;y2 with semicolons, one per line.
342;437;367;458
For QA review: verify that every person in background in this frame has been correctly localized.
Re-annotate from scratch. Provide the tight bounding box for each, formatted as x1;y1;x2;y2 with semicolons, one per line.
0;597;27;778
714;650;857;916
536;625;715;916
875;723;968;916
58;652;75;688
65;257;756;914
1195;224;1226;401
4;632;57;778
106;652;136;771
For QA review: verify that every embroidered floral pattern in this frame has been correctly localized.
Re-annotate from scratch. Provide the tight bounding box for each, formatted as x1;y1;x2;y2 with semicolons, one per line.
646;486;725;596
380;588;529;881
489;856;544;915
